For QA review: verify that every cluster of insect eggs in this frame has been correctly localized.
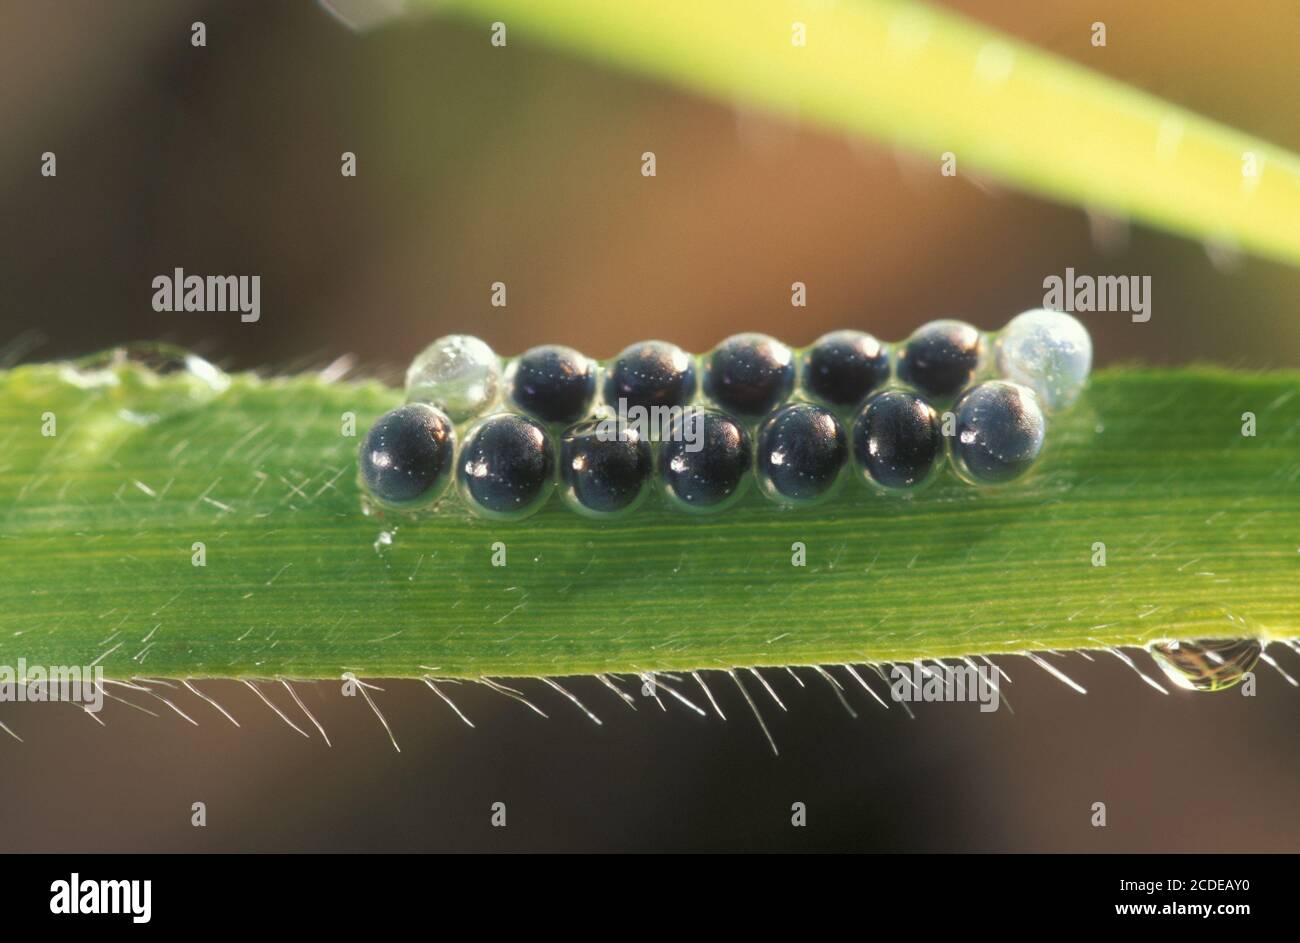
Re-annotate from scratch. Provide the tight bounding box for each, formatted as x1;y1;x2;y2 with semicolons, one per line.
357;309;1092;519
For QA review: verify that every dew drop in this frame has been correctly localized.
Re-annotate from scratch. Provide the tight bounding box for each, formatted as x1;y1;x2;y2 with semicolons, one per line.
65;343;229;390
1149;606;1262;692
57;344;231;428
61;345;231;400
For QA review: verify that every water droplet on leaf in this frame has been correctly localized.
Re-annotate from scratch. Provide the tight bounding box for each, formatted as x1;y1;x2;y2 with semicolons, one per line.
66;343;228;389
1149;607;1262;692
59;344;230;424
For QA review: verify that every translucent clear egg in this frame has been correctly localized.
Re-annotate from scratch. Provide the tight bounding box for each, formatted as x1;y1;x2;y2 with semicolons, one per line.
995;309;1092;411
405;335;502;422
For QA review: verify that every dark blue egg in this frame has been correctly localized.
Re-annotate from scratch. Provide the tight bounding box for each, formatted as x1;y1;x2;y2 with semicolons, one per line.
659;409;752;511
951;381;1045;483
457;414;555;517
560;420;653;516
509;344;597;424
702;333;795;419
756;404;848;505
851;390;942;490
358;404;455;508
896;320;984;400
802;330;891;409
602;340;697;416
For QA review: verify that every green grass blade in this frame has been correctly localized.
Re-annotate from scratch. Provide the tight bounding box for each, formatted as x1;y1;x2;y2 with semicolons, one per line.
434;0;1300;266
1;361;1296;680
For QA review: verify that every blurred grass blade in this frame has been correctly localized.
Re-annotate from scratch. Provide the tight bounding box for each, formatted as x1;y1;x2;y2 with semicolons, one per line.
1;361;1297;680
433;0;1300;266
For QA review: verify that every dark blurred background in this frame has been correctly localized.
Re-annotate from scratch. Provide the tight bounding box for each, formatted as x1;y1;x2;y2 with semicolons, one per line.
1;0;1298;852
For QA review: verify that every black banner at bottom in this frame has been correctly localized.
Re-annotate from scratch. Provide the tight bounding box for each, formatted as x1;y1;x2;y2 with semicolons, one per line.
6;852;1281;928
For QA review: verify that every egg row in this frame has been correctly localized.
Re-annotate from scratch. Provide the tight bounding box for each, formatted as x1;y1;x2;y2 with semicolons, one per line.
403;309;1091;433
360;310;1091;517
360;379;1049;519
